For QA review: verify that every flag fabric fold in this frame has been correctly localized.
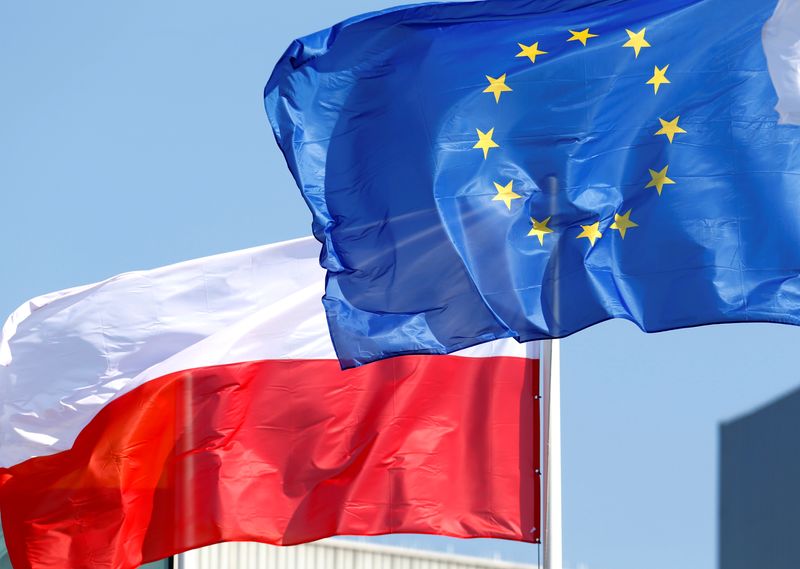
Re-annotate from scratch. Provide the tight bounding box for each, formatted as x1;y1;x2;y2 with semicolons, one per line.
0;237;539;569
265;0;800;367
763;0;800;125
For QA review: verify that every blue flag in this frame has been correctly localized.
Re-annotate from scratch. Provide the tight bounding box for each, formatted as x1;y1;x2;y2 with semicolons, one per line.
265;0;800;367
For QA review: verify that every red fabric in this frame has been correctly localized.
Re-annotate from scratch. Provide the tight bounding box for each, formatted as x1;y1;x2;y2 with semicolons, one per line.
0;355;539;569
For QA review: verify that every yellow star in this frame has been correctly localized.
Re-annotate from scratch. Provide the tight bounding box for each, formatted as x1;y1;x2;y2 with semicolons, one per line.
655;116;687;143
646;165;676;195
610;209;639;239
492;180;522;210
567;28;598;47
647;65;671;94
623;28;651;58
516;42;548;64
577;222;602;246
528;216;554;246
483;74;513;103
473;128;499;159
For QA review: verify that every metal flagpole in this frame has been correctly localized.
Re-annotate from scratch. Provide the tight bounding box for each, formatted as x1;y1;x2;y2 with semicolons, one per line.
542;338;563;569
541;174;563;569
172;375;198;569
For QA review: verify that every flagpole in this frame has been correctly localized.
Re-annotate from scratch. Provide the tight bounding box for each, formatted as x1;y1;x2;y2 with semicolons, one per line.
541;174;563;569
542;338;563;569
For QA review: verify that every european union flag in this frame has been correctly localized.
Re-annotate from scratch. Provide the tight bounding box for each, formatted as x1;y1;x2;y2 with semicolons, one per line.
265;0;800;367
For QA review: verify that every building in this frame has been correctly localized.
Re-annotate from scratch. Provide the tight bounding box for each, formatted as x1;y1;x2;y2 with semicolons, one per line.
178;539;536;569
0;534;536;569
719;386;800;569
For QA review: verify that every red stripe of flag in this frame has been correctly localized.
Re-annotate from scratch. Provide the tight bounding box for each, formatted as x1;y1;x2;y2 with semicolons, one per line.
0;355;539;569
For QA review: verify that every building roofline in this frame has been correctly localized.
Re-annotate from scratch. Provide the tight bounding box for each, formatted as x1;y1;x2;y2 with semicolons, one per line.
315;538;537;569
721;383;800;427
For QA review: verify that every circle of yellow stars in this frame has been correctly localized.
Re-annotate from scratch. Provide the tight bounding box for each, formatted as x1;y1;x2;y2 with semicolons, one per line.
471;26;687;247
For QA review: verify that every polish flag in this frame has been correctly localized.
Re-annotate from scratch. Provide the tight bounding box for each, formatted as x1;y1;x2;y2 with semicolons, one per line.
0;237;539;569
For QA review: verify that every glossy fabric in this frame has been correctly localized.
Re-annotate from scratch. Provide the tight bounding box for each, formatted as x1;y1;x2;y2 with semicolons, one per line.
265;0;800;367
0;236;530;466
0;356;538;569
0;235;538;569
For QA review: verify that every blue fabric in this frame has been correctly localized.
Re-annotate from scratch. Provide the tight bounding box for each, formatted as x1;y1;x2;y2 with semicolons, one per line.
265;0;800;367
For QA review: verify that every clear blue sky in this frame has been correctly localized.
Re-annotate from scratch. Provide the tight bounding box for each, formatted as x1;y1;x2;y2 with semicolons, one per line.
1;2;798;569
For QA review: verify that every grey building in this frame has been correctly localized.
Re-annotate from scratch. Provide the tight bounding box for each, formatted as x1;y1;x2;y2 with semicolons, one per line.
719;386;800;569
0;539;9;569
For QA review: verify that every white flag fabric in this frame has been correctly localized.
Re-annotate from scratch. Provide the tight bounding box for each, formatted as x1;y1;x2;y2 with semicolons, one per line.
0;237;530;468
763;0;800;125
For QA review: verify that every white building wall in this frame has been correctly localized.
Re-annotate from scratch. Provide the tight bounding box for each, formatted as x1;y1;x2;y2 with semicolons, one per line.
178;539;536;569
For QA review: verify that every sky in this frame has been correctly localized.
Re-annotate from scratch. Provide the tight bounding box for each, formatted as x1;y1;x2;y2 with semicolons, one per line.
1;2;798;569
